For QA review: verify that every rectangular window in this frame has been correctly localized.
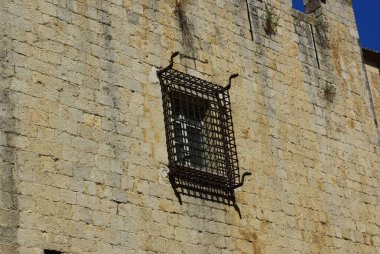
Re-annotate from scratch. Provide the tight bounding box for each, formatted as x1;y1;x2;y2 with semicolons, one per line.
172;92;207;169
157;54;248;192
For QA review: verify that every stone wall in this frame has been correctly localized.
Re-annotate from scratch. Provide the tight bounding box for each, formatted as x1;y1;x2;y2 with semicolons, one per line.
1;0;379;253
1;0;20;253
365;61;380;133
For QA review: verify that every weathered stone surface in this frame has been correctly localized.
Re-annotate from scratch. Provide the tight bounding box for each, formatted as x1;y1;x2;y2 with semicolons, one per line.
0;0;379;253
365;63;380;130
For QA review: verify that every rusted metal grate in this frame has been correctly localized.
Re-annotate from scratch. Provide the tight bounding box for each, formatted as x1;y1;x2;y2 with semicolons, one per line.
157;53;250;198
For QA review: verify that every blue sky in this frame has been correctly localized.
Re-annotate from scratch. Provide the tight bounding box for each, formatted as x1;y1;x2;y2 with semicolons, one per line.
293;0;380;51
353;0;380;51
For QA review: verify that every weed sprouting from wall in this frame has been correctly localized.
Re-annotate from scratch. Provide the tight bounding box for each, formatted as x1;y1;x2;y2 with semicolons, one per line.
264;6;279;35
174;0;193;48
324;83;337;102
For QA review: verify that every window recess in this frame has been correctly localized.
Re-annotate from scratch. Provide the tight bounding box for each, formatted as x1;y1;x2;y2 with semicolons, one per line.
44;250;62;254
157;52;251;204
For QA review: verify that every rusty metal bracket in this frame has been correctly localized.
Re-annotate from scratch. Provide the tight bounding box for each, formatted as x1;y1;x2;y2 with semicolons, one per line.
157;51;180;76
223;74;239;91
231;171;252;189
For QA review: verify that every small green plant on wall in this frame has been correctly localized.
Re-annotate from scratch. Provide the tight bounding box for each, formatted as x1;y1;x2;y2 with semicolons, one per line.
264;6;279;35
324;83;337;102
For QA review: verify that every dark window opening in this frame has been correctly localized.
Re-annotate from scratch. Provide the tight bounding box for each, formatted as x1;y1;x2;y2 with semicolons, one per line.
44;250;62;254
172;91;208;170
293;0;305;13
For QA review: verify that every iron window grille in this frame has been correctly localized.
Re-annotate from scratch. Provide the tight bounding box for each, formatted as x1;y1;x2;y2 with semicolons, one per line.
157;52;250;195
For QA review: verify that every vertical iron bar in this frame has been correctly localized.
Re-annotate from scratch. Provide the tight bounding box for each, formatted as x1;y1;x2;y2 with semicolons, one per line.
245;0;254;41
310;24;320;69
